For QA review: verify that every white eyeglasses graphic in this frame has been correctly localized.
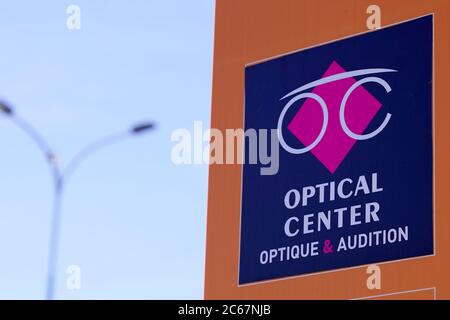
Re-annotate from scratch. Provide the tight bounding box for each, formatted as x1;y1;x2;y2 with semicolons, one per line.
277;68;397;155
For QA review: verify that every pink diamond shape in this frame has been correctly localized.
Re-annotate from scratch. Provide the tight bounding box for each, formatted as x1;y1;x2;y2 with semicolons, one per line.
287;61;382;173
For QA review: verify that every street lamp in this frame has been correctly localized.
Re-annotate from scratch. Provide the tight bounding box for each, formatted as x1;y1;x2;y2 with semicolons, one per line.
0;100;155;300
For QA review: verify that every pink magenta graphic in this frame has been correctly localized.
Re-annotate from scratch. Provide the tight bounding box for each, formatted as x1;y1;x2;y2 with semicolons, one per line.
287;61;382;173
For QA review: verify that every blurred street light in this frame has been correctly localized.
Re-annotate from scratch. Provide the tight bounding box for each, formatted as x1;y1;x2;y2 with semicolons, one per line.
0;100;155;300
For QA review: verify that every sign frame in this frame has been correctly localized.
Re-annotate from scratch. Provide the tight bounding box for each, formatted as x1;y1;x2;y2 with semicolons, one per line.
237;14;436;287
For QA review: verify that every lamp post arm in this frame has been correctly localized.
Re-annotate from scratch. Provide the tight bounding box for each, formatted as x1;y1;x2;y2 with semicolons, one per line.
61;131;131;185
9;115;61;184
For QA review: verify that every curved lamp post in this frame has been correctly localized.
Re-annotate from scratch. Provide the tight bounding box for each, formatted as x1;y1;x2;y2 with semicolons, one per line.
0;101;155;300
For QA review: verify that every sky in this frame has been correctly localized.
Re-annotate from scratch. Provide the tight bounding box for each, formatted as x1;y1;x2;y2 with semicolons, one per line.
0;0;214;299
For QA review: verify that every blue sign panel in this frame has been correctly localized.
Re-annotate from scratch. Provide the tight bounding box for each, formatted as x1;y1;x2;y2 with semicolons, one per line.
239;15;434;285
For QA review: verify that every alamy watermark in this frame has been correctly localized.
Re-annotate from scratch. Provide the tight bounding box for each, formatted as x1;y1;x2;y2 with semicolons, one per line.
66;4;81;30
66;265;81;291
171;121;280;176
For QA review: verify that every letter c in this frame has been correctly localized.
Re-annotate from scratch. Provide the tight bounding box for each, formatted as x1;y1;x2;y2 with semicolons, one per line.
340;76;392;141
284;217;300;237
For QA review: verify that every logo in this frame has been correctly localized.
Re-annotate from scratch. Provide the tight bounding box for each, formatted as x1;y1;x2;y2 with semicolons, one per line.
278;61;396;173
239;15;434;285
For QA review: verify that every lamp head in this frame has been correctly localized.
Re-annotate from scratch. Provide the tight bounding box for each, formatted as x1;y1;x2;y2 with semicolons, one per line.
0;101;13;115
131;122;156;135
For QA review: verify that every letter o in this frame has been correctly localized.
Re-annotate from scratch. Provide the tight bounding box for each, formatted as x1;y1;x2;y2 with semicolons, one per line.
278;92;329;154
284;189;301;209
260;251;269;264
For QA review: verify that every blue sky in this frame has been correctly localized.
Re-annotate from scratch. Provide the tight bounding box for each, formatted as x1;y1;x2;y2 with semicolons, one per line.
0;0;214;299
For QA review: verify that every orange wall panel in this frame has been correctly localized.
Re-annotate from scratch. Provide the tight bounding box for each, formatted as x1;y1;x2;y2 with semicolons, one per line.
205;0;450;299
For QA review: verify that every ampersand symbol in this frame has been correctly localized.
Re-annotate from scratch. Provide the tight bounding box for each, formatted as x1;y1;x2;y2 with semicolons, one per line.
323;240;333;254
